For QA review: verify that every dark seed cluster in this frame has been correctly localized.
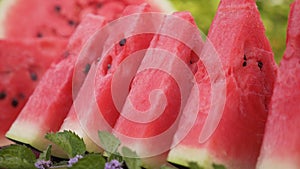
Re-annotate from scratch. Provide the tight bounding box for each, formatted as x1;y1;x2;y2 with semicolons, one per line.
54;5;61;12
258;61;263;70
243;54;247;67
36;32;43;38
84;63;91;74
107;64;111;70
11;98;19;108
119;38;126;46
30;71;38;81
0;91;6;100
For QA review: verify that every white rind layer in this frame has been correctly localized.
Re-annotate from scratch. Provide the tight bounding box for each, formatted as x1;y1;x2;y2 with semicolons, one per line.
167;145;214;169
147;0;176;13
59;111;102;153
0;0;16;38
257;158;300;169
6;120;68;158
6;120;43;146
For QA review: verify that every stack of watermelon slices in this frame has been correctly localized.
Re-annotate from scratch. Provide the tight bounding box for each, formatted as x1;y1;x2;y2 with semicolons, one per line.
257;1;300;168
1;0;300;169
0;0;174;39
0;0;174;149
168;0;278;168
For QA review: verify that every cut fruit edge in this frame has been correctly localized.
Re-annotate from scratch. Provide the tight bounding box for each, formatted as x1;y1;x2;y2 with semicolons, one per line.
167;145;214;169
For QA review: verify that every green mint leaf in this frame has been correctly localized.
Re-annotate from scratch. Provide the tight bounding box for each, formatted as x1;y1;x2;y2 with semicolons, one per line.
108;151;123;162
121;146;142;169
0;144;36;169
70;154;105;169
38;145;52;161
188;162;204;169
212;163;227;169
45;130;86;158
98;131;120;154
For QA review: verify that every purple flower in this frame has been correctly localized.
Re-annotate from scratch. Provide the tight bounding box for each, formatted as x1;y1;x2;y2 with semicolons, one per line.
34;160;52;169
68;154;84;167
105;159;123;169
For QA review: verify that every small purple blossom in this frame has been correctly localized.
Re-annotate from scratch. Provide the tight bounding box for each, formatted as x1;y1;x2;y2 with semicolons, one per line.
34;160;52;169
105;159;123;169
68;154;83;167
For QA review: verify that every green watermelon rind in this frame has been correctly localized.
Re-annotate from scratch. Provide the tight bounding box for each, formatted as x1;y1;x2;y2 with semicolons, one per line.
5;120;69;158
168;145;214;169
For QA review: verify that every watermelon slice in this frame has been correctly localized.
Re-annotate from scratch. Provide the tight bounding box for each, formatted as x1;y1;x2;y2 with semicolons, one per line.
168;0;277;168
60;3;154;153
111;11;200;168
5;14;106;156
256;1;300;169
0;0;174;39
0;38;67;146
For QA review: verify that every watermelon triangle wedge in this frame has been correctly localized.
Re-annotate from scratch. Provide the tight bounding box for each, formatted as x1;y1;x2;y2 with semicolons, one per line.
0;38;67;146
60;3;154;153
5;14;106;157
112;11;200;168
257;1;300;169
168;0;277;168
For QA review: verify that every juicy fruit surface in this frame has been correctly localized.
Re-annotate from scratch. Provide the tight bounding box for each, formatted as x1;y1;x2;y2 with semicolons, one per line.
0;39;67;146
0;0;173;39
257;1;300;169
112;11;198;168
60;3;153;153
5;14;106;155
168;0;277;169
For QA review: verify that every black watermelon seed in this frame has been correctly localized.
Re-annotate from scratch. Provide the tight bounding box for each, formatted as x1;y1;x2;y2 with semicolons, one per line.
54;5;61;12
30;71;38;81
36;32;43;38
243;61;247;67
243;54;247;60
84;64;91;74
107;64;111;70
258;61;263;70
96;3;102;8
63;50;70;58
68;20;76;26
119;38;126;46
0;91;6;100
11;98;19;108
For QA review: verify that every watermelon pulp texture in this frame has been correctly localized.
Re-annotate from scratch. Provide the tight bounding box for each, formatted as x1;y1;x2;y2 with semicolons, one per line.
0;39;67;146
112;11;199;168
60;3;153;153
257;1;300;169
168;0;277;169
5;14;106;157
0;0;174;39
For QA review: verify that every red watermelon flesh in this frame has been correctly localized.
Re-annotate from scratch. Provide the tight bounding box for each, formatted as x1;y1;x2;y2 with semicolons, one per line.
5;14;106;156
112;11;199;168
168;0;277;169
257;1;300;169
0;0;174;39
60;3;153;153
0;38;67;146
